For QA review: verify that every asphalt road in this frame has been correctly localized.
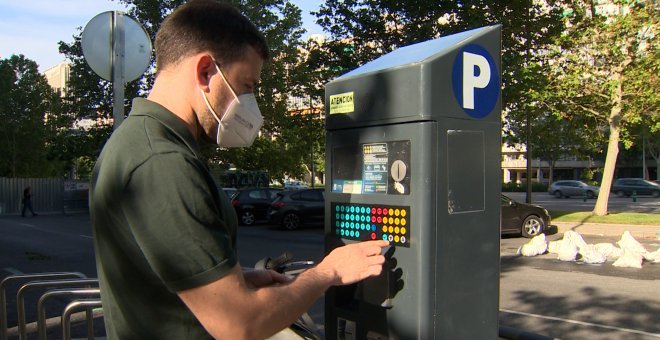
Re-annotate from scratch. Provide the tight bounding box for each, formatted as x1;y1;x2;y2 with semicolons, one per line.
1;208;658;339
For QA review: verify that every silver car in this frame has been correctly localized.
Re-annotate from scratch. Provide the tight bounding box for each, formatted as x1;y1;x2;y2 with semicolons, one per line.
548;180;599;199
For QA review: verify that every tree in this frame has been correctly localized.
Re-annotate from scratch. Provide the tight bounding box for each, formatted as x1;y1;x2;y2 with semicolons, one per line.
546;1;659;215
0;55;67;177
57;0;316;183
313;1;566;196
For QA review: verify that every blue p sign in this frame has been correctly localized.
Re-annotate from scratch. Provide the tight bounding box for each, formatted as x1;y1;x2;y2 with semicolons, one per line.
452;44;499;119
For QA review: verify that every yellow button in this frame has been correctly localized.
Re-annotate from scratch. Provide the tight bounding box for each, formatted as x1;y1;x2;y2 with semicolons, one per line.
394;235;400;243
401;227;407;235
400;218;406;226
395;209;400;216
382;225;388;233
389;208;394;216
388;226;394;233
395;227;400;234
395;218;400;226
401;209;407;217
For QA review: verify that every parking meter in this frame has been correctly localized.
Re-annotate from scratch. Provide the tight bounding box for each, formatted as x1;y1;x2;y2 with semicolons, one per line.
324;26;501;339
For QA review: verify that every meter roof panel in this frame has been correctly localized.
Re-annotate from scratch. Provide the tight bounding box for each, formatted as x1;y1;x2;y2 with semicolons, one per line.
337;26;489;80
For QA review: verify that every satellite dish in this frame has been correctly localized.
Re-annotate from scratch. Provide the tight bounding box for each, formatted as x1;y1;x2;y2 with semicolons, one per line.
81;11;152;82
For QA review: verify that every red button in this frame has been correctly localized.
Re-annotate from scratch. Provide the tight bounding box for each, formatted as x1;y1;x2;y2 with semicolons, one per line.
371;207;376;214
370;232;376;240
383;208;389;216
371;216;376;223
377;217;382;223
377;208;382;215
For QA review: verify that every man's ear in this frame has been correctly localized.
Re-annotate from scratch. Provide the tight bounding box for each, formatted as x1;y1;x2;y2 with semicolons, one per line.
195;54;217;92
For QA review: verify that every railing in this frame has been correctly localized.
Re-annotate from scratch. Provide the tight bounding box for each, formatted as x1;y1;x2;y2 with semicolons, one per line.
0;272;102;340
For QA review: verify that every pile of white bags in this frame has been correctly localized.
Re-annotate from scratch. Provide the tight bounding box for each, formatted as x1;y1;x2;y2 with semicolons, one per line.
518;234;548;257
518;230;658;268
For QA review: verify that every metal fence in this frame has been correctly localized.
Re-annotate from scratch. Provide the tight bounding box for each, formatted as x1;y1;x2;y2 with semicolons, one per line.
0;178;89;215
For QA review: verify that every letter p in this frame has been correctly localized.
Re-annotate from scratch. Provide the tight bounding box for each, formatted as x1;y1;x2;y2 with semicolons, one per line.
462;52;491;110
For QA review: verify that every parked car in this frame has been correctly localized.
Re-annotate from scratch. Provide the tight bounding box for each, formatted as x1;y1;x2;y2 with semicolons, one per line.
548;180;599;199
501;194;551;238
611;178;660;198
283;181;308;190
268;188;325;230
231;188;282;225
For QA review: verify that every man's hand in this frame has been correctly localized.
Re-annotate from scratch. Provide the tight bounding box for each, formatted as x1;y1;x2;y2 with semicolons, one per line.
316;240;389;286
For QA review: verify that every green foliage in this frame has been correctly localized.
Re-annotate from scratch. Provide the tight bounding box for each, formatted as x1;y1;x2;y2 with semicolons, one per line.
0;55;68;177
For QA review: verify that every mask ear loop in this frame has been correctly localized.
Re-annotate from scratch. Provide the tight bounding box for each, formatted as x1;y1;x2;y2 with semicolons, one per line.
213;60;240;103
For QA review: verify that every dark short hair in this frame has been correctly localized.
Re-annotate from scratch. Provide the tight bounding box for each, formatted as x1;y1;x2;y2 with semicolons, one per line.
154;0;269;72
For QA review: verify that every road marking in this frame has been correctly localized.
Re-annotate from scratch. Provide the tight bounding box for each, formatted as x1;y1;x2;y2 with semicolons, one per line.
501;308;660;338
79;235;93;239
4;267;23;275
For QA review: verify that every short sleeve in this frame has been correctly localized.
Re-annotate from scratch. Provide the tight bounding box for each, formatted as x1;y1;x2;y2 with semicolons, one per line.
121;152;237;292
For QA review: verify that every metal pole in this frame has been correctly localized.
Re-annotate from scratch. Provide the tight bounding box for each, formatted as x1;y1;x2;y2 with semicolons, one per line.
1;273;86;340
17;279;98;340
112;11;126;129
37;288;100;340
62;300;102;340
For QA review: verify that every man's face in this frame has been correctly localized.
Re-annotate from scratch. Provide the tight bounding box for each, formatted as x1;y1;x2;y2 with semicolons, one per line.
198;46;263;143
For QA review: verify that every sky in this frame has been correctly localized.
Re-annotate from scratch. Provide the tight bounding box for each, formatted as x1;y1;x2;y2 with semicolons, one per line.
0;0;324;72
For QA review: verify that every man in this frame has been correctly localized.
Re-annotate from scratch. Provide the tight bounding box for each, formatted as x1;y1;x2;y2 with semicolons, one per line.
89;1;388;339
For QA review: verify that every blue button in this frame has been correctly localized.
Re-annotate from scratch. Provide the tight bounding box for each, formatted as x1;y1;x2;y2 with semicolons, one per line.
371;224;377;231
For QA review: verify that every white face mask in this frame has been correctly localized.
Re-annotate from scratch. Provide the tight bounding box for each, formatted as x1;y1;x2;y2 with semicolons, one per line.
200;61;263;147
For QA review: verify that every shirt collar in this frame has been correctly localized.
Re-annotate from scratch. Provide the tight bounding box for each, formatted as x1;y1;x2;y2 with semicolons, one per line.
129;98;204;159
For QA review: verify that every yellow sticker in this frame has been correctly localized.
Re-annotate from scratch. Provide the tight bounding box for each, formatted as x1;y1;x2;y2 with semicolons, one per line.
329;92;354;114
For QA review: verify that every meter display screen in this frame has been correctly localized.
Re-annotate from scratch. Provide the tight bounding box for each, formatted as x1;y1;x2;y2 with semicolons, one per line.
331;140;411;195
331;203;410;247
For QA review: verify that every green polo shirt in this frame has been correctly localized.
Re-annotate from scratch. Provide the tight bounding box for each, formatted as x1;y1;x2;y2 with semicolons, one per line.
90;98;238;339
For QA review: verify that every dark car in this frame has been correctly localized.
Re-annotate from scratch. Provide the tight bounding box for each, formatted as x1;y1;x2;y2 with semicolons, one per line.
611;178;660;198
267;188;325;230
232;188;282;225
548;180;599;199
501;194;551;238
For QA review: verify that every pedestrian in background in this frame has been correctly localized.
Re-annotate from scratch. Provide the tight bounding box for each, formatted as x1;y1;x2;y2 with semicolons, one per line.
21;186;37;217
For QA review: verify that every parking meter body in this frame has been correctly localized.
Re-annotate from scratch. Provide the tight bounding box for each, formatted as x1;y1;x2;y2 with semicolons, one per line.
324;26;502;339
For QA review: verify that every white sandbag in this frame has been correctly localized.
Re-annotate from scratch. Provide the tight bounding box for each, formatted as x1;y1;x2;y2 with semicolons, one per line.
557;239;579;261
612;248;643;268
643;248;660;263
519;234;548;257
548;240;562;254
579;244;607;264
617;231;648;255
594;243;622;259
564;230;588;250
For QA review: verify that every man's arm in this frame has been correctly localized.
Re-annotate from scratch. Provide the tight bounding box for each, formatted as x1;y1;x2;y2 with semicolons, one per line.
178;240;388;340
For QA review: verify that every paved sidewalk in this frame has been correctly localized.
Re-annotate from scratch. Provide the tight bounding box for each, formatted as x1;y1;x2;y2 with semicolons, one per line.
553;221;660;239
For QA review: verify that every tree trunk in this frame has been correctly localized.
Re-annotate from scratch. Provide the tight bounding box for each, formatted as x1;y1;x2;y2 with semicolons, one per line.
593;71;625;216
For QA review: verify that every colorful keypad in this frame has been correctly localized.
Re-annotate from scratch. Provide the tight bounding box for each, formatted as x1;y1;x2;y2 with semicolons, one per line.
332;203;410;247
